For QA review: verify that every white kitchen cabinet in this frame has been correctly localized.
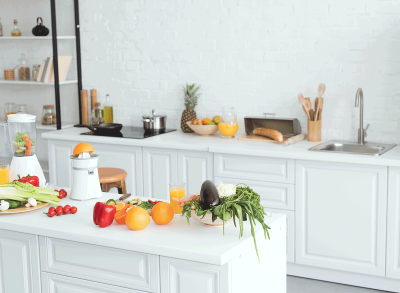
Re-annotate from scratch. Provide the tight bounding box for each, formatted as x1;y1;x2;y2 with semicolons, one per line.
387;167;400;280
214;177;295;211
91;143;143;197
143;147;178;200
0;229;41;293
263;208;295;263
41;272;144;293
295;160;388;276
178;150;213;194
160;256;230;293
47;140;78;187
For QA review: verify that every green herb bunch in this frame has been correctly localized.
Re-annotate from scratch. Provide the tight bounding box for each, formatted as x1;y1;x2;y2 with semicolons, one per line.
137;201;154;210
181;184;271;260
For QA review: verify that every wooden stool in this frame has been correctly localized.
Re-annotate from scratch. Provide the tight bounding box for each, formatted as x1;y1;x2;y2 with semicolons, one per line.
98;168;127;194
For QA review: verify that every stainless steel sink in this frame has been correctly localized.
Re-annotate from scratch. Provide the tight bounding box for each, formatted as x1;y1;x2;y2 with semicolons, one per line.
309;140;397;156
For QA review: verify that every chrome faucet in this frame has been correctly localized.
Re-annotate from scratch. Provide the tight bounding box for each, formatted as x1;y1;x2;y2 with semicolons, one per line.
355;88;369;145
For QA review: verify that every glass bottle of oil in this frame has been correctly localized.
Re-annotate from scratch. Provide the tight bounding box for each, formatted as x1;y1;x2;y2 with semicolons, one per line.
103;94;113;123
11;19;21;36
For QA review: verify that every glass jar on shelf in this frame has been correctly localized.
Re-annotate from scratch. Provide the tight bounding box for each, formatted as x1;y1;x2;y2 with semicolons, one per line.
41;105;56;125
32;64;41;81
16;104;28;114
0;18;3;37
4;103;16;120
218;106;238;138
18;54;30;80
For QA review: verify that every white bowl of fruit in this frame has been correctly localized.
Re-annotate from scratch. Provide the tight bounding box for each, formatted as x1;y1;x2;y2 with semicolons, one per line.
186;117;220;136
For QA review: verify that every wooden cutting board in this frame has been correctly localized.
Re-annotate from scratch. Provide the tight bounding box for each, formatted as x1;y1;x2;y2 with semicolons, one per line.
0;202;49;214
238;135;289;144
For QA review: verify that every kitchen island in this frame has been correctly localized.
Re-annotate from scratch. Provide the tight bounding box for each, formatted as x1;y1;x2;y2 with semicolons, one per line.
0;193;286;293
41;127;400;292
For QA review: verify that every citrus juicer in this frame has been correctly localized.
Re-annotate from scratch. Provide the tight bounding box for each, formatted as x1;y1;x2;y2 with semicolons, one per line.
69;152;102;201
4;113;46;186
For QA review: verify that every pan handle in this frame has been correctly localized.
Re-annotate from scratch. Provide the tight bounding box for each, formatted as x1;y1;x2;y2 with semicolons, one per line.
74;124;97;132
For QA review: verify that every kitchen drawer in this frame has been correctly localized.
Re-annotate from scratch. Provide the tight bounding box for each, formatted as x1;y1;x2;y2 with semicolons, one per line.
41;272;145;293
214;177;295;210
39;237;159;293
214;153;294;184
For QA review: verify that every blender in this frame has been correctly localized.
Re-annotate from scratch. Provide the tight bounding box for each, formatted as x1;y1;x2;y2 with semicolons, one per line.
4;113;46;186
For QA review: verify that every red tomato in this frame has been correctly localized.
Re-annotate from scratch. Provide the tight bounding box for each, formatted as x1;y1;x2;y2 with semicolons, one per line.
56;205;63;215
59;189;67;198
70;206;77;214
47;210;55;217
63;205;71;214
48;207;56;213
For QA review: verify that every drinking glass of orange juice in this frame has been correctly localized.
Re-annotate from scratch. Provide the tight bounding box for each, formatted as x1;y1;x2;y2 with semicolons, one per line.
218;107;238;138
169;182;186;215
0;164;9;185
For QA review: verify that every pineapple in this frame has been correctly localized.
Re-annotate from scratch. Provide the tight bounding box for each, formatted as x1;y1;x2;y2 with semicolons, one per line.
181;83;200;133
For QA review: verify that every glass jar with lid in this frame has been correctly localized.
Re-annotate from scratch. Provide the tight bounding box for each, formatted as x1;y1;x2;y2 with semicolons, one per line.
18;54;30;80
16;104;28;114
41;105;56;125
32;64;40;81
4;103;16;120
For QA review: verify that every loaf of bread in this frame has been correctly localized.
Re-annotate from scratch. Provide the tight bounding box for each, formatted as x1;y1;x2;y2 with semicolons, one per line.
253;128;283;142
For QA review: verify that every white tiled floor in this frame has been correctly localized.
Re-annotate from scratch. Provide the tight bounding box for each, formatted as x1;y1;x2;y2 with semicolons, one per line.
288;276;390;293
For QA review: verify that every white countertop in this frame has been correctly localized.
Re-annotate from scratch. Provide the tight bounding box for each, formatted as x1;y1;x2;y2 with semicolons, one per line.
0;193;284;266
42;127;400;167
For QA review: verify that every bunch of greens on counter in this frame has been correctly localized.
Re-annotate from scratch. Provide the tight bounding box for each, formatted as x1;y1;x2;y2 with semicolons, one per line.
181;182;271;260
0;181;60;206
12;132;35;156
137;199;162;210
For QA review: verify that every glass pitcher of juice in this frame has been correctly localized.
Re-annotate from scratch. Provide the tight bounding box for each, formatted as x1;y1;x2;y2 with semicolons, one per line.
0;164;9;185
218;107;238;138
169;182;186;215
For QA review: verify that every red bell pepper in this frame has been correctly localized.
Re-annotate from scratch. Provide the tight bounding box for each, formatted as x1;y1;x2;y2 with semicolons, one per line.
24;174;39;187
13;174;39;186
93;199;117;228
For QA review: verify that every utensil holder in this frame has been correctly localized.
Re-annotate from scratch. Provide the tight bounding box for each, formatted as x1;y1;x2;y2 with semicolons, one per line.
4;69;15;80
307;119;321;142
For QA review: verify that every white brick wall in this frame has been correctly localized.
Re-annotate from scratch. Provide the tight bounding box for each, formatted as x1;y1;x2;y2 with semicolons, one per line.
1;0;400;144
78;0;400;142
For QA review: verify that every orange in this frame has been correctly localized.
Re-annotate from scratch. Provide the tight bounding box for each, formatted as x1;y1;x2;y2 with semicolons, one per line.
115;202;125;211
151;202;174;225
114;204;133;225
202;118;212;125
125;207;150;230
73;142;94;157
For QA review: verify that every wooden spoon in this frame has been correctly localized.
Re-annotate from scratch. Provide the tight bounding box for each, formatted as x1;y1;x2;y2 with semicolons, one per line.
298;94;311;120
305;97;312;120
315;97;324;120
315;83;326;121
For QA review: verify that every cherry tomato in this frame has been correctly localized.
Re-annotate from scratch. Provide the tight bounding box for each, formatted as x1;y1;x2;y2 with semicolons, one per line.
47;210;55;217
48;207;56;213
63;205;71;214
56;205;63;215
71;206;77;214
191;205;196;210
59;189;67;199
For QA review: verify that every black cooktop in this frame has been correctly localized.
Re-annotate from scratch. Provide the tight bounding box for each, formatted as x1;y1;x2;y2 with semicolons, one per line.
81;127;176;139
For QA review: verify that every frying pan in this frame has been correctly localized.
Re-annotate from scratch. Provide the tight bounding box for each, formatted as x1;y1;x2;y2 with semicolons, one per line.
75;123;123;134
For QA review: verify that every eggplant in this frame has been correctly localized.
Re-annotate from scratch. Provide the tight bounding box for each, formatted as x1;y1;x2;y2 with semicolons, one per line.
200;180;220;210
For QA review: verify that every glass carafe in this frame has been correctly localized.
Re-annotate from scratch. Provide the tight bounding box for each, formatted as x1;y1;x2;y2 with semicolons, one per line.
4;113;36;156
218;107;238;138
